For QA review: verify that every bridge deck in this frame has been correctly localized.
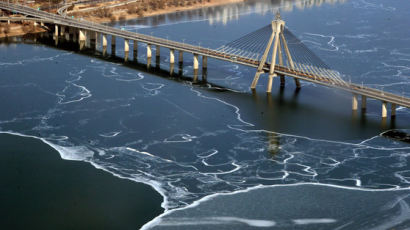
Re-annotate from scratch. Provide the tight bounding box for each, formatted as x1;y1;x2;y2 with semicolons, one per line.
1;2;409;109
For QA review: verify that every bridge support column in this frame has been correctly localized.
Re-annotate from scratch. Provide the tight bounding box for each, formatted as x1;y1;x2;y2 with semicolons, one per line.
65;28;70;41
102;34;107;55
267;74;276;93
170;49;175;64
60;26;65;37
54;25;58;38
79;29;86;50
156;45;160;57
124;39;129;62
133;40;138;61
294;79;301;89
111;35;116;55
147;44;152;58
193;54;199;70
391;103;396;117
251;72;263;89
382;101;387;118
86;31;91;48
202;56;207;70
361;95;367;110
179;51;183;64
352;94;358;111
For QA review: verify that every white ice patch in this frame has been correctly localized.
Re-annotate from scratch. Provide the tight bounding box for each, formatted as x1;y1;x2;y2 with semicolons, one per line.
293;218;337;225
158;217;276;227
43;140;94;161
164;134;197;143
99;131;121;138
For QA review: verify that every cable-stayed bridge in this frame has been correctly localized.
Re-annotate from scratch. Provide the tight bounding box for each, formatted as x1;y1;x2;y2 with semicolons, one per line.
1;1;409;119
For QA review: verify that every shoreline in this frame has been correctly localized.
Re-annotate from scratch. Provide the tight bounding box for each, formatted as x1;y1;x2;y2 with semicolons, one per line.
0;22;46;39
70;0;245;23
0;132;164;230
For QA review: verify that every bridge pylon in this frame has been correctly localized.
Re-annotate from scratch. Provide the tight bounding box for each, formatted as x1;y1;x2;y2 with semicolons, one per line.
250;12;301;92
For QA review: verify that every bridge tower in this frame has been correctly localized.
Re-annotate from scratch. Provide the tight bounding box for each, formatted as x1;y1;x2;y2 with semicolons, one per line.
251;12;301;93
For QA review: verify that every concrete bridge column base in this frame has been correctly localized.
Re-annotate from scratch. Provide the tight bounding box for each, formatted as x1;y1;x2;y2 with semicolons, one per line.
251;71;263;89
179;51;183;64
352;94;358;111
147;44;152;58
102;34;107;55
280;75;285;87
202;56;207;70
391;103;396;117
294;78;301;89
111;35;116;56
267;74;275;93
133;40;138;61
382;101;387;118
193;54;199;70
170;49;175;64
361;95;367;110
124;39;129;62
79;29;86;50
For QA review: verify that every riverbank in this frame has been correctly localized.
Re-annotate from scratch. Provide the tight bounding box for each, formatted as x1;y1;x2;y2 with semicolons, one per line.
0;22;46;38
70;0;245;23
0;133;163;230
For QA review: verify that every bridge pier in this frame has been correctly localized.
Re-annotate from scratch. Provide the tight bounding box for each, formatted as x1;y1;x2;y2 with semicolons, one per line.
361;95;367;110
65;28;70;41
102;34;107;55
267;74;275;93
193;54;199;70
133;40;138;61
392;103;396;117
382;101;387;118
86;31;91;48
251;72;263;89
79;29;86;50
179;51;183;64
111;35;116;55
203;56;207;70
156;45;160;67
146;44;152;58
352;94;358;110
54;24;58;38
170;49;175;64
60;26;65;37
124;39;129;62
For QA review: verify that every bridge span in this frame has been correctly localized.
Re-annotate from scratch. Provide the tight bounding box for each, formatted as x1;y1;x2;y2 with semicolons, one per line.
1;1;409;119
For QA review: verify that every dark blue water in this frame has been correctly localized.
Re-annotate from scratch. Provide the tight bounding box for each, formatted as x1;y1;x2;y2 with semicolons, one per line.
1;0;410;228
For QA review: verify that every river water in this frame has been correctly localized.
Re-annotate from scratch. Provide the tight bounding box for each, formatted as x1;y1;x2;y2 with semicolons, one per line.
1;0;410;229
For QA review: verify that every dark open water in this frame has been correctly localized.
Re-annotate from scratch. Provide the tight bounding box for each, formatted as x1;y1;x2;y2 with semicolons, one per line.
1;0;410;229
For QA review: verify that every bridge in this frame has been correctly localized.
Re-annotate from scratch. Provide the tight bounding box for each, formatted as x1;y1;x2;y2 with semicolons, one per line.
1;1;409;119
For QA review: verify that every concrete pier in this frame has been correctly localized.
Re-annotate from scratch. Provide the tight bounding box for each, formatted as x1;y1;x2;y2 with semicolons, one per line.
382;101;387;118
352;94;358;110
147;44;152;58
124;39;129;62
193;54;199;70
102;34;107;55
111;35;116;55
392;103;396;117
85;31;91;48
267;74;275;93
179;51;183;64
54;25;58;38
133;40;138;61
60;26;64;36
156;45;160;57
170;49;175;64
361;95;367;110
202;56;207;69
79;29;86;50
